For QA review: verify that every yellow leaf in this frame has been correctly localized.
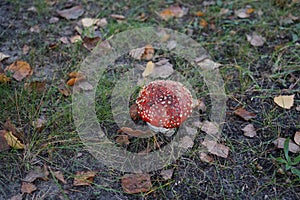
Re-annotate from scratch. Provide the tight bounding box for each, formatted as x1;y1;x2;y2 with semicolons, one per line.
4;131;25;149
274;94;294;109
200;19;208;27
246;8;255;14
0;74;10;83
142;61;155;77
195;11;205;17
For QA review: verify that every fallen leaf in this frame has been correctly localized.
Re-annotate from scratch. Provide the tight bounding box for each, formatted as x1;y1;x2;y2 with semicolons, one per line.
246;8;255;14
22;45;30;55
235;8;250;18
219;8;229;15
294;131;300;145
246;32;266;47
118;127;153;138
4;131;24;149
178;136;194;149
81;18;99;27
150;59;174;78
115;135;130;145
202;140;229;158
0;52;10;61
110;14;126;20
274;94;294;109
31;117;46;132
70;35;82;43
199;18;208;28
129;47;146;60
234;107;256;121
0;130;10;152
5;61;33;81
242;124;256;138
27;6;37;12
59;37;69;44
166;40;177;50
296;105;300;111
199;120;219;136
199;152;214;163
192;98;207;112
67;72;86;86
142;61;155;77
49;17;59;24
75;25;83;35
57;5;84;20
23;166;49;182
0;73;10;83
58;82;72;96
10;194;23;200
21;182;37;194
97;18;108;28
160;169;174;180
273;137;300;153
196;58;221;70
141;44;154;60
121;173;152;194
280;13;299;25
30;25;40;33
73;171;96;186
53;171;67;184
159;5;187;21
74;80;93;91
195;11;205;17
83;36;101;51
24;81;46;93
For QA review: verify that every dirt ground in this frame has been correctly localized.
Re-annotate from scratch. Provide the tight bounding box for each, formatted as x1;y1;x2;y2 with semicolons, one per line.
0;0;299;199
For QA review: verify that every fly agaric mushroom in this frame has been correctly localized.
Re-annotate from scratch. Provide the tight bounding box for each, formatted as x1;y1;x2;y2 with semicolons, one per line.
136;80;192;135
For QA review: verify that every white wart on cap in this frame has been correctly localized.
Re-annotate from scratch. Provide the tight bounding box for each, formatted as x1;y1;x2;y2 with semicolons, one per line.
136;80;193;132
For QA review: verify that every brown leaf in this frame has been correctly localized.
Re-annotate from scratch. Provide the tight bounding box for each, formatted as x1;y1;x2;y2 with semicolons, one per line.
199;152;214;163
273;137;300;153
242;124;257;138
118;127;154;138
53;171;67;184
199;18;208;28
141;44;154;60
0;73;10;83
202;140;229;158
0;130;10;152
195;11;205;17
199;120;219;136
57;5;84;20
5;61;33;81
0;52;10;61
121;173;152;194
294;132;300;146
159;5;187;21
234;107;256;121
73;171;96;186
160;169;174;181
83;36;101;51
58;82;72;96
67;72;86;86
235;8;250;18
274;94;294;109
4;131;24;149
115;135;130;145
110;14;125;20
24;81;46;93
23;166;49;182
246;32;266;47
129;103;140;121
142;61;155;77
21;182;37;194
59;37;69;44
129;47;145;60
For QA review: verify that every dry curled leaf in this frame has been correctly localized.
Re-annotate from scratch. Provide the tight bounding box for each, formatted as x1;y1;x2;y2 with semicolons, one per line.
53;171;67;184
129;44;154;60
242;124;257;138
115;135;130;145
234;107;257;121
73;171;96;186
273;137;300;153
21;182;37;194
110;14;125;20
202;140;229;158
23;166;49;182
159;5;187;21
57;5;84;20
121;173;152;194
0;130;10;152
5;61;33;81
160;169;174;181
274;94;294;109
246;32;266;47
294;131;300;146
200;18;208;28
4;131;24;149
142;61;155;77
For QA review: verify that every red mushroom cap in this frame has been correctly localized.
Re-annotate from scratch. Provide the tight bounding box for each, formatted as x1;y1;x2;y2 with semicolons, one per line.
136;80;192;129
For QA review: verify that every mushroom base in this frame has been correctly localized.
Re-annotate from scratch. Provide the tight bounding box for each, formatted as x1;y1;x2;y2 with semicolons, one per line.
146;122;176;137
